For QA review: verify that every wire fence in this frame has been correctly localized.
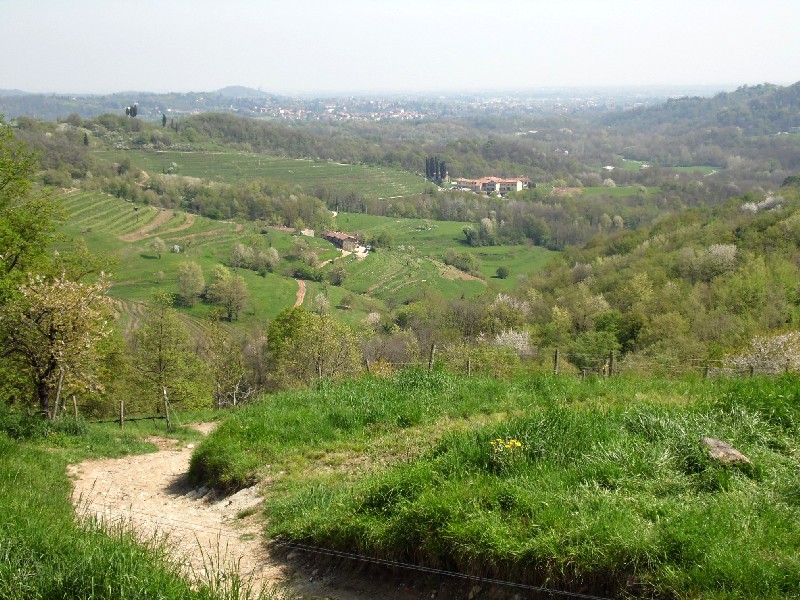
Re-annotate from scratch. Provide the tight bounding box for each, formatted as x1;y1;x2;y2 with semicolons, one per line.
368;345;799;380
62;347;797;426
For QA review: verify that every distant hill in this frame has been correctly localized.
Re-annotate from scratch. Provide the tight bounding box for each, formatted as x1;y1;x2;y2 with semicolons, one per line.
599;81;800;135
0;90;262;121
215;86;273;98
0;89;31;96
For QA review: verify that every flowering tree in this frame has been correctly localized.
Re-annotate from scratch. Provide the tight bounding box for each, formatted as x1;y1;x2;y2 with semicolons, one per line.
726;332;800;374
0;273;112;416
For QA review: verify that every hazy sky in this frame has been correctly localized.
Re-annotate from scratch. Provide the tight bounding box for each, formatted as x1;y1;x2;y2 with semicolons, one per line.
2;0;798;95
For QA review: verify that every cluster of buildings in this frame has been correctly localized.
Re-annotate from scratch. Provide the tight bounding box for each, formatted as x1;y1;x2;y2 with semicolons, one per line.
252;103;427;122
454;176;531;195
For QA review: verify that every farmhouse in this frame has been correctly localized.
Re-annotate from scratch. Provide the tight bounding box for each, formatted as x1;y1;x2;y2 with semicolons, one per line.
322;230;360;249
455;176;530;195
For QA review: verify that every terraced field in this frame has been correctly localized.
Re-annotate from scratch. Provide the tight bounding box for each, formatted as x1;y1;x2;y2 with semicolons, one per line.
59;191;298;321
58;191;558;331
333;213;556;293
93;150;430;199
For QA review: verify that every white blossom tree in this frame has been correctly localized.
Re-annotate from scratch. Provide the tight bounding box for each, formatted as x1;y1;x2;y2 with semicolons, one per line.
0;273;112;417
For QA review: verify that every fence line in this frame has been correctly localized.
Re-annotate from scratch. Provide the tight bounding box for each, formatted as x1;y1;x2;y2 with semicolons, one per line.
62;347;796;424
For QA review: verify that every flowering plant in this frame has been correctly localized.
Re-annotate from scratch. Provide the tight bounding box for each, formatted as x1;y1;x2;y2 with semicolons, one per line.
489;437;524;471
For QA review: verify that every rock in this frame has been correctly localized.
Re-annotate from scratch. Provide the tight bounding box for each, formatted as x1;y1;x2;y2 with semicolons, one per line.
196;486;210;499
186;443;195;449
700;437;751;465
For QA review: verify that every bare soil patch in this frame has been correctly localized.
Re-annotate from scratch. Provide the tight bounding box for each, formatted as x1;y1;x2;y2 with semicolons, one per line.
437;262;484;282
551;186;584;197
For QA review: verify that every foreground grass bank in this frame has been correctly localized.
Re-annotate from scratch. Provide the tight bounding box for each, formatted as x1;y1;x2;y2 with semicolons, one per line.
191;372;800;599
0;411;266;600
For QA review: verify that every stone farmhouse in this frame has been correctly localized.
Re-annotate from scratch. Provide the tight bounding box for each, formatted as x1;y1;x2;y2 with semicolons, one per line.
321;230;360;250
454;176;531;195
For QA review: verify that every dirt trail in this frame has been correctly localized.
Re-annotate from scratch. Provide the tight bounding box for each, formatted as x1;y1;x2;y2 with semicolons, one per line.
67;426;439;599
293;279;306;307
68;425;279;592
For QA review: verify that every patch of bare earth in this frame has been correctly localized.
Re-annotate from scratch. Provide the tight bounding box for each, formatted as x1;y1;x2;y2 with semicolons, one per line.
437;261;484;282
551;186;584;197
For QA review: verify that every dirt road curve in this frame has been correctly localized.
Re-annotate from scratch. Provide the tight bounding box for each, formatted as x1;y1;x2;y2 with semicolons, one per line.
294;279;306;307
67;426;444;599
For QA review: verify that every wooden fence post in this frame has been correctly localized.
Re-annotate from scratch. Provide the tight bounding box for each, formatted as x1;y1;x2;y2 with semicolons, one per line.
428;344;437;370
553;349;560;376
467;358;472;377
72;395;78;419
609;351;615;377
119;399;124;429
365;358;371;374
163;388;172;430
704;366;710;379
749;365;755;378
581;368;587;381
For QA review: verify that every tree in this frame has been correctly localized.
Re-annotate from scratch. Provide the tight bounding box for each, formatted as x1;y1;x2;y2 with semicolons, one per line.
149;236;166;259
0;118;62;301
230;243;253;272
202;322;253;408
207;265;248;321
267;307;362;389
496;266;510;279
0;273;113;416
251;247;280;276
177;261;205;307
162;114;167;128
131;292;208;413
328;263;347;286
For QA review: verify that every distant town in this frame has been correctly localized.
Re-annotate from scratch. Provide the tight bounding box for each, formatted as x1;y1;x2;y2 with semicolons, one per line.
0;84;733;122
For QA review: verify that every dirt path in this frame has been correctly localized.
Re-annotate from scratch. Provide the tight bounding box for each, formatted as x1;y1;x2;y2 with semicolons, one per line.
67;426;449;599
68;427;279;593
293;279;306;307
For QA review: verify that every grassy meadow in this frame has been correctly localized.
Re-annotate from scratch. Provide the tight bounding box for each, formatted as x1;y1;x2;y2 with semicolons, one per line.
93;150;430;199
190;372;800;599
333;212;556;296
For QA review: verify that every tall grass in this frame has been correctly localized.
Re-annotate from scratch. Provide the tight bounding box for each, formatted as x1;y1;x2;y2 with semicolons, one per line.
192;373;800;598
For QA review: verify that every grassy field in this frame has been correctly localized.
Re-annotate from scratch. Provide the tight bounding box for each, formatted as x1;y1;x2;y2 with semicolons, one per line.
331;212;556;296
621;159;719;176
93;150;430;199
190;372;800;599
582;186;659;198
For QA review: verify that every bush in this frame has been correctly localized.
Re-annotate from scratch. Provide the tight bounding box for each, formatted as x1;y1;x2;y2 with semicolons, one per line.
0;404;88;440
